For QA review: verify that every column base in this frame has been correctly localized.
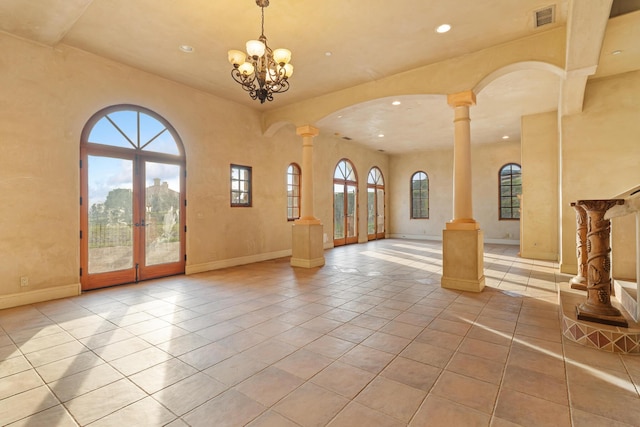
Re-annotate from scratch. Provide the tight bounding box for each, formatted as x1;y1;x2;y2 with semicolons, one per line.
441;275;486;293
570;276;587;291
290;222;325;268
441;228;485;293
576;304;628;328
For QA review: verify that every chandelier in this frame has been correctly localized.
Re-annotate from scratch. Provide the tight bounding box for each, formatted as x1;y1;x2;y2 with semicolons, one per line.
227;0;293;104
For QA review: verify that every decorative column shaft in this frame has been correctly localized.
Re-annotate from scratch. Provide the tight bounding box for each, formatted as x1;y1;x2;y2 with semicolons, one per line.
447;90;477;228
570;202;588;290
296;125;320;224
575;199;627;327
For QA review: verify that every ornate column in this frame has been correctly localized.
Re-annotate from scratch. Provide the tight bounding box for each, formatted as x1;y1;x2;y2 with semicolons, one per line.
290;125;325;268
575;199;627;327
441;91;485;292
570;202;588;290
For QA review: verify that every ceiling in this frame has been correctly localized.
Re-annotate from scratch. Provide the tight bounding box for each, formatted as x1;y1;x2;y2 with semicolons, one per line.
1;0;638;153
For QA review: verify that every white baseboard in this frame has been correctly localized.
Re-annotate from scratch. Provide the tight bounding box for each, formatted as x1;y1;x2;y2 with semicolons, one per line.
388;234;442;241
485;238;520;246
186;249;292;275
388;234;519;246
0;283;81;310
519;249;559;260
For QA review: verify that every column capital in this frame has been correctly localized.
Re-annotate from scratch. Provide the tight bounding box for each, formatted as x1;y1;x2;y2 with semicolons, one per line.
447;90;476;108
296;125;319;138
577;199;624;211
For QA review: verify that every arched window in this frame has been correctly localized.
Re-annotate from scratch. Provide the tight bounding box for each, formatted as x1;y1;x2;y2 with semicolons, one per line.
333;159;358;246
85;106;183;155
287;163;301;220
367;167;385;240
499;163;522;219
80;105;185;291
411;171;429;219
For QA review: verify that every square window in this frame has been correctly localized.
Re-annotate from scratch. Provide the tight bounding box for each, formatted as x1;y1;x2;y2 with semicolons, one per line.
231;164;252;207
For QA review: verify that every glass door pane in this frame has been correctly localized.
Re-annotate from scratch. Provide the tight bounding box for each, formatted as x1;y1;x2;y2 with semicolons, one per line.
376;188;385;235
367;188;375;236
333;183;345;239
346;184;357;239
144;162;181;266
87;156;133;274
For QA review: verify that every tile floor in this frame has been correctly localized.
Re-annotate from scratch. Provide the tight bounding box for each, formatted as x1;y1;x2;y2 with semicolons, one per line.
1;239;640;426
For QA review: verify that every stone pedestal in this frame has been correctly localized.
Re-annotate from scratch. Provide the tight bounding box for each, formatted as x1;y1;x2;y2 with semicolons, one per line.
290;222;325;268
570;202;588;290
441;227;485;292
575;199;627;327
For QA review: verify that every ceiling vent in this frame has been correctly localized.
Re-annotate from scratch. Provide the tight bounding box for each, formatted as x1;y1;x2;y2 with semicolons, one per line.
534;5;555;28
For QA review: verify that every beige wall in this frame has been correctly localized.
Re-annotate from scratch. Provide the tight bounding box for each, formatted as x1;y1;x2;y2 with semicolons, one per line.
612;213;637;281
520;111;559;260
559;70;640;274
0;32;389;304
2;23;638;307
388;148;453;241
387;142;521;243
310;136;390;245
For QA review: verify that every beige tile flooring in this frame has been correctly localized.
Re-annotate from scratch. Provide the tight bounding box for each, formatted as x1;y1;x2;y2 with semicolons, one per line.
1;239;640;426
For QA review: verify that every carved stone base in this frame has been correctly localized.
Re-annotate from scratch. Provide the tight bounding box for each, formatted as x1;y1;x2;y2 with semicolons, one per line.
290;223;325;268
576;303;628;328
441;228;485;292
574;199;626;328
570;276;587;291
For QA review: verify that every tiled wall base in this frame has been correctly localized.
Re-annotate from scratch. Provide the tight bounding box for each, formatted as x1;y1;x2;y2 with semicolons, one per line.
559;283;640;354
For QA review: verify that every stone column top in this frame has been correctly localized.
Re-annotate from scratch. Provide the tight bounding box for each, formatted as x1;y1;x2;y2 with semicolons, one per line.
296;125;319;137
576;199;624;211
447;90;476;108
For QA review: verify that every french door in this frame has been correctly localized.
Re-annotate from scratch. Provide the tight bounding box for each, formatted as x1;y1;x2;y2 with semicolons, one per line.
80;105;185;290
367;167;385;240
333;159;358;246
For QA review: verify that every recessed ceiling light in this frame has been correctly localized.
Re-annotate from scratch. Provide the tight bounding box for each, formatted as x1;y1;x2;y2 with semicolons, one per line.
179;45;194;53
612;50;622;55
378;134;385;138
392;101;401;106
325;51;332;57
502;135;509;140
436;24;451;33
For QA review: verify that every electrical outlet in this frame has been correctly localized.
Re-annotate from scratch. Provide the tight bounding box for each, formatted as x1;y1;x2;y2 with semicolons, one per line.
20;276;29;287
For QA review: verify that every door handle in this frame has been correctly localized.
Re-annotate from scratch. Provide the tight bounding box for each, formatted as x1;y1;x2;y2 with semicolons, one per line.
134;219;147;227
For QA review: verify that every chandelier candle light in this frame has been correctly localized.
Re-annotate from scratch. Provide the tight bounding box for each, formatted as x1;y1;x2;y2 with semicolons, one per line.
227;0;293;103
